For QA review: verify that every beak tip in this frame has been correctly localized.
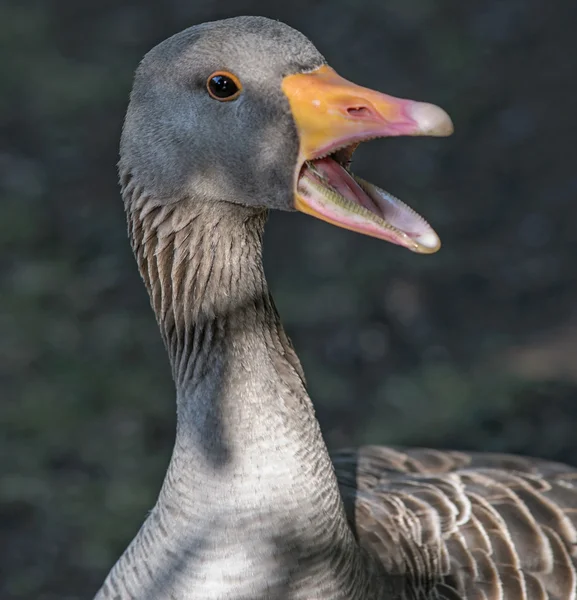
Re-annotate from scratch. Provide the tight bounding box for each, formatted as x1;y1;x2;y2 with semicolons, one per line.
408;102;454;137
412;231;442;254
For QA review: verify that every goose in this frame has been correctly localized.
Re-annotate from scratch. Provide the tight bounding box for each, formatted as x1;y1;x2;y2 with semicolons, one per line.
95;16;577;600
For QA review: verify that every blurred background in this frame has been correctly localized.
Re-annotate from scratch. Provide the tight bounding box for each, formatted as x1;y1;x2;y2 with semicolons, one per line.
2;0;576;598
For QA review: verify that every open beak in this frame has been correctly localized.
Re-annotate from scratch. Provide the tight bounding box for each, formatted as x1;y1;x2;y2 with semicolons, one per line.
282;65;453;253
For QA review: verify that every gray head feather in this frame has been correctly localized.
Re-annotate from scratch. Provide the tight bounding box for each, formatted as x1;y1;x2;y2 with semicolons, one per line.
120;16;325;210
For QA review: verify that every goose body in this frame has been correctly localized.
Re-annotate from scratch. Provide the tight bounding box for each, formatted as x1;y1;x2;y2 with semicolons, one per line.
95;16;577;600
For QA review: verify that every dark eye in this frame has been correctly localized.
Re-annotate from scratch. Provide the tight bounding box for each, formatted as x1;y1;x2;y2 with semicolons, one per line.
206;71;242;101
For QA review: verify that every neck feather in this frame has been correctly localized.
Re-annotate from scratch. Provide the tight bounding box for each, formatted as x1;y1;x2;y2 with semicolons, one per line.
100;174;373;599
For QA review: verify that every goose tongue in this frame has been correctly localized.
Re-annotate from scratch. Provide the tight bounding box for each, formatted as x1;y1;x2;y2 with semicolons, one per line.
298;156;440;253
312;157;379;214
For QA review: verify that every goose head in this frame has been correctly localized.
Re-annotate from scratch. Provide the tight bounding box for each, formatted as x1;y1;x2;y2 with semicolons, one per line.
121;16;453;253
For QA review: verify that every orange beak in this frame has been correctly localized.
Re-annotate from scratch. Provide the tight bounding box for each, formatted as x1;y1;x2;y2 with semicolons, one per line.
281;65;453;253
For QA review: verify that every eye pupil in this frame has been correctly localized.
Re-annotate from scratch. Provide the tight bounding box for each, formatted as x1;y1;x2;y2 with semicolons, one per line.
208;74;240;100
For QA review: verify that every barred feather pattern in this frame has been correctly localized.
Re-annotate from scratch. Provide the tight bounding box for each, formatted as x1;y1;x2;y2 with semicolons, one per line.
334;446;577;599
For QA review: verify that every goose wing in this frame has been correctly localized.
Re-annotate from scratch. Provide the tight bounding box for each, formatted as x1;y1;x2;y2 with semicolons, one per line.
333;446;577;599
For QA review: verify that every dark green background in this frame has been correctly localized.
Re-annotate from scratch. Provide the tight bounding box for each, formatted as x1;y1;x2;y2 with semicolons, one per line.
2;1;576;598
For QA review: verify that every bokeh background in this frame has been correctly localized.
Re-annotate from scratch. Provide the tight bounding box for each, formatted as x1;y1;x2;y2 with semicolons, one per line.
2;1;576;598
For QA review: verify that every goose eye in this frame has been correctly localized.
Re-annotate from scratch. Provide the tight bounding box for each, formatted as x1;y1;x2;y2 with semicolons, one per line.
206;72;242;101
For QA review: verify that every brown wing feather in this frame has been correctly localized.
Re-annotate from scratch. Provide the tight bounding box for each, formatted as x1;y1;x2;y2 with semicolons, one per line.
333;445;577;599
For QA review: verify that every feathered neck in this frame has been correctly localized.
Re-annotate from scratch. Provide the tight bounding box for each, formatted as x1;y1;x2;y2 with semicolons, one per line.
97;173;373;599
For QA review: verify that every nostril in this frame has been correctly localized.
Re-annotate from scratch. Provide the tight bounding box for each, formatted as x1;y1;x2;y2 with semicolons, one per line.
346;105;372;118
